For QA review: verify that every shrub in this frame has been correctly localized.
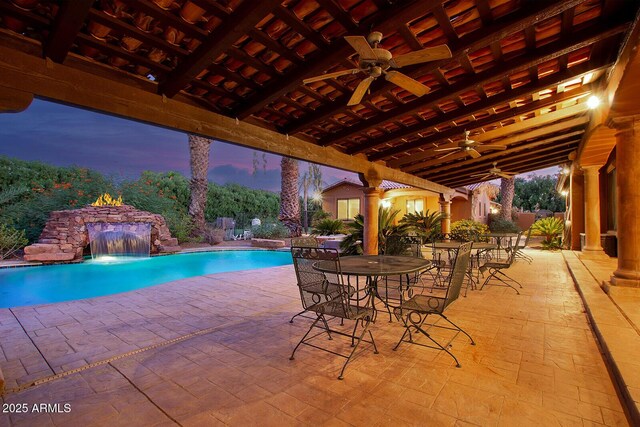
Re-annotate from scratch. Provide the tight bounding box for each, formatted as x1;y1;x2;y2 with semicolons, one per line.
161;209;197;243
531;217;564;250
400;210;443;241
340;207;409;255
0;224;28;260
252;222;290;239
312;219;345;235
450;219;489;242
311;209;332;225
489;218;520;233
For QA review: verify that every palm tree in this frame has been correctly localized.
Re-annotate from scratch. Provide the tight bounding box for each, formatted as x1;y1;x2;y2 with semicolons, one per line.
300;163;323;233
279;156;302;237
188;134;213;235
499;177;515;221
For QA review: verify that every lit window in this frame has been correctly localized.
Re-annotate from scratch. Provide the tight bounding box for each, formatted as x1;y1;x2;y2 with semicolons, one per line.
337;198;360;220
406;198;424;215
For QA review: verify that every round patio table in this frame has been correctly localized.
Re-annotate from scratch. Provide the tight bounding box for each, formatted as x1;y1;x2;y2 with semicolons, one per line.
313;255;431;277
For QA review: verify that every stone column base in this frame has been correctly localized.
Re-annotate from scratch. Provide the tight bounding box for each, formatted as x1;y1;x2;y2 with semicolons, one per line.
610;269;640;287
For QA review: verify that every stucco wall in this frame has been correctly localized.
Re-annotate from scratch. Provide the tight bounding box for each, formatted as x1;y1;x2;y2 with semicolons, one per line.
321;183;364;220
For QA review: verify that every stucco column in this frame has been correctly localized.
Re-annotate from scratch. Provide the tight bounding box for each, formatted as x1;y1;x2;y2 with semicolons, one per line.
611;119;640;286
569;171;585;251
582;165;603;252
439;194;451;238
362;187;382;255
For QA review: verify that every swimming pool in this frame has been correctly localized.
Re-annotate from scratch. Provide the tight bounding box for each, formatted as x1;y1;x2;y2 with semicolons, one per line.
0;250;292;308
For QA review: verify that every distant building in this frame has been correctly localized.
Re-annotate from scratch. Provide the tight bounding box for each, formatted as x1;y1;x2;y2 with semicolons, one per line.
320;179;498;224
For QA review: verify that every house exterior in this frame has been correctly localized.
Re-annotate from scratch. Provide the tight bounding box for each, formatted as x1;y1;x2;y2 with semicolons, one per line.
321;179;498;224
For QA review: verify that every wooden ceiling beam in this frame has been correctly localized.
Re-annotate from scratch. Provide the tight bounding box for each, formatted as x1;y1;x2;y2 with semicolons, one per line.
44;0;93;63
234;0;444;120
283;0;587;135
476;0;494;25
248;29;303;66
159;1;280;97
376;86;591;165
0;42;453;195
312;21;627;147
439;153;573;187
426;136;582;181
121;0;208;40
407;121;587;174
316;0;358;31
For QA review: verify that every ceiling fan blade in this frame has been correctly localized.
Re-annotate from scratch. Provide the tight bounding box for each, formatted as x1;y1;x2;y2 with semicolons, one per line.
344;35;377;60
467;148;481;159
390;44;452;68
347;77;374;106
434;147;459;152
303;69;361;84
384;71;430;97
438;151;457;160
470;173;491;178
477;144;507;150
497;172;514;179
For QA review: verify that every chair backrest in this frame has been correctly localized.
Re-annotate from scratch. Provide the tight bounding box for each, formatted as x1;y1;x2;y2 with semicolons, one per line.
505;232;523;264
521;227;532;247
290;246;344;310
443;241;472;309
291;236;318;248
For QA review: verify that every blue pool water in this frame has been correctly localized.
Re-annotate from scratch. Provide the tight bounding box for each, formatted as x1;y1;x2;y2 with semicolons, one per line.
0;251;292;308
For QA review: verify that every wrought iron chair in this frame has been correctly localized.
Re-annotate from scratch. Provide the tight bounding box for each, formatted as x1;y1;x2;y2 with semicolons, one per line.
479;232;523;294
289;238;320;323
514;227;533;263
289;247;378;379
392;242;474;367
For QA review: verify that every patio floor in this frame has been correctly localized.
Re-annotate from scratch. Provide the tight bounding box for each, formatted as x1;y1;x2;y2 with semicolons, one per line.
0;249;630;426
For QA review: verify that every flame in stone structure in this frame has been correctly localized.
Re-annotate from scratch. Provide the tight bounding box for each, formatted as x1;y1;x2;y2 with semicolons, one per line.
92;193;123;206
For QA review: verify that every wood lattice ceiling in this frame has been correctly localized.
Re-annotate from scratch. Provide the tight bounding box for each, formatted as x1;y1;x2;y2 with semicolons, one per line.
0;0;637;188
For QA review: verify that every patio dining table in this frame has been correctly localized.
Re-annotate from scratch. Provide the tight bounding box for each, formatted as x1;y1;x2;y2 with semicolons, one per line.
430;241;498;294
313;255;431;318
484;232;519;259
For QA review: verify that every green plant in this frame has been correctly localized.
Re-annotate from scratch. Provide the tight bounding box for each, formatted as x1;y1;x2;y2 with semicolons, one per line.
252;222;290;239
0;223;28;260
450;219;489;242
312;219;345;235
311;209;332;225
489;218;520;233
531;217;564;250
400;210;443;240
340;207;409;255
161;209;197;243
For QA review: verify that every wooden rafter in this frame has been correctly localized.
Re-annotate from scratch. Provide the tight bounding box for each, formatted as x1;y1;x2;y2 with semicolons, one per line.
283;0;587;136
234;0;444;120
44;0;94;63
317;21;627;149
159;0;281;97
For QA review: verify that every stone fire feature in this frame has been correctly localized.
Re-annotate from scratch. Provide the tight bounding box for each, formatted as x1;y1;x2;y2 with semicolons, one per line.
23;204;180;262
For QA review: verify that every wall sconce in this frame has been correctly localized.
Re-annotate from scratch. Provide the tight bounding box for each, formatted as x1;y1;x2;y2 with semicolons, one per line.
380;199;392;208
587;95;601;109
561;190;569;197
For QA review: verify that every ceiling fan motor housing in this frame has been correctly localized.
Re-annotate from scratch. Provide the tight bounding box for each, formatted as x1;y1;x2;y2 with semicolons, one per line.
359;48;392;71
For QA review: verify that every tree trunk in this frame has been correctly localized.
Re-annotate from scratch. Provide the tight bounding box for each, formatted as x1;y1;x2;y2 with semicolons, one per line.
188;134;212;235
500;177;515;221
279;157;302;237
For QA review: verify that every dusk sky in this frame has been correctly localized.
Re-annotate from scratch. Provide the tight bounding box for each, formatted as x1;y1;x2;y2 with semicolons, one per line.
0;99;356;192
0;99;556;192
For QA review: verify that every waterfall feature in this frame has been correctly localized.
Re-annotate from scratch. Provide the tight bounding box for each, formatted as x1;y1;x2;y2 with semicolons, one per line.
86;222;151;259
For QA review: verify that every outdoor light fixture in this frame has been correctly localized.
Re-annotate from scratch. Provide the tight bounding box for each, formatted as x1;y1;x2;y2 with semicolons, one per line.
561;165;570;175
561;190;569;197
587;95;601;109
380;199;392;208
312;191;323;202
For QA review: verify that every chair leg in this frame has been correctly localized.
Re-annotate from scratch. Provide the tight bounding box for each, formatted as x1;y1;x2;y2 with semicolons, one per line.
439;313;475;345
481;268;520;294
290;314;323;360
289;309;307;323
338;316;376;380
319;314;333;340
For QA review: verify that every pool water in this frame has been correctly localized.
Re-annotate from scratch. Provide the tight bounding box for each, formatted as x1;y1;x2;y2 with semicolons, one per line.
0;250;292;308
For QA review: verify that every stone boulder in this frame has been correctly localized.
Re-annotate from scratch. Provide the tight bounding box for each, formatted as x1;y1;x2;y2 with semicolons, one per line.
251;238;286;249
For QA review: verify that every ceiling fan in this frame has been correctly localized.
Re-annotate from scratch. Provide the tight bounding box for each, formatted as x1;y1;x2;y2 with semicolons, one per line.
302;31;452;106
470;162;516;180
434;130;507;159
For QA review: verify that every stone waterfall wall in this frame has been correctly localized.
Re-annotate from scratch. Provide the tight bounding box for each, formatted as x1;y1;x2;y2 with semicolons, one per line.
23;204;180;262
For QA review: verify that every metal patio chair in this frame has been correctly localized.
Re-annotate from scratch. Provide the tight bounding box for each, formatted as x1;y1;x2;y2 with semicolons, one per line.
289;247;378;379
289;238;321;323
392;242;474;367
479;232;523;294
514;227;533;263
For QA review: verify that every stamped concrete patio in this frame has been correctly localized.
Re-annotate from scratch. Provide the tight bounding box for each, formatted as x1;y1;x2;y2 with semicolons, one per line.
0;250;631;426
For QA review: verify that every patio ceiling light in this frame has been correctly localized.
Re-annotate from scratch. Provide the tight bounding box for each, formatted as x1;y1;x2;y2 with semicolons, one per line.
586;95;601;109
